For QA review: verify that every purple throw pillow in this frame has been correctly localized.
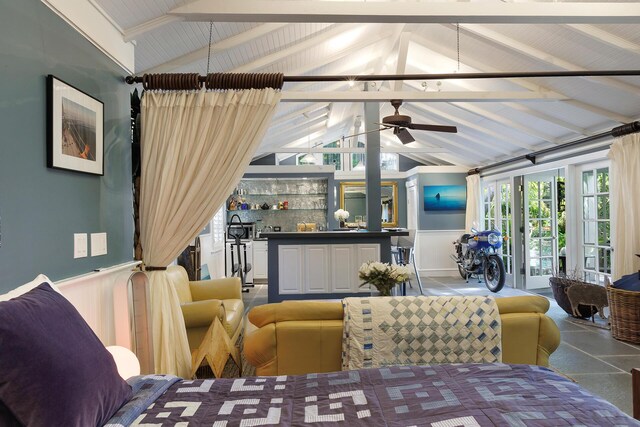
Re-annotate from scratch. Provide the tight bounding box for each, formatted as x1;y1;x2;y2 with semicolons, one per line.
0;283;132;426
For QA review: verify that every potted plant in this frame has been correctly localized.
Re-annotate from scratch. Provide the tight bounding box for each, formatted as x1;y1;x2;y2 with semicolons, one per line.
359;261;411;296
334;209;350;228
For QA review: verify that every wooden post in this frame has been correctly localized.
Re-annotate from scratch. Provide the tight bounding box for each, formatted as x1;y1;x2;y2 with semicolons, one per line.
633;368;640;420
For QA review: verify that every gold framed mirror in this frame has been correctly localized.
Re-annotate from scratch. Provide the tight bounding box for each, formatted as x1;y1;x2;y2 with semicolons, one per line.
339;181;398;228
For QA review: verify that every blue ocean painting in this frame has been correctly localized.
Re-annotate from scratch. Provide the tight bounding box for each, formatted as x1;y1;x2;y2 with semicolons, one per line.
424;185;466;211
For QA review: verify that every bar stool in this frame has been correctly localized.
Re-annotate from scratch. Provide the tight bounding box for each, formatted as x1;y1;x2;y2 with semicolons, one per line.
391;229;424;296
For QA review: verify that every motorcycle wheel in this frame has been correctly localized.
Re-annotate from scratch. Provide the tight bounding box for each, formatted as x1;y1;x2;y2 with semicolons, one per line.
458;264;468;280
483;255;505;293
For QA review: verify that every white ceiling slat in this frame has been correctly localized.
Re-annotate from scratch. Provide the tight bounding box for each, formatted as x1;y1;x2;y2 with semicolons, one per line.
231;23;353;72
410;31;633;124
265;114;329;140
168;0;640;24
406;103;538;151
271;104;331;127
565;24;640;54
141;23;288;73
123;15;182;42
503;103;589;136
280;91;568;103
459;24;640;95
449;102;560;145
406;108;515;157
400;80;562;144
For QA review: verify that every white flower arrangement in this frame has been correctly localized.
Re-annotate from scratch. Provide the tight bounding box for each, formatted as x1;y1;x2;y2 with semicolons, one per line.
358;261;411;296
334;209;350;221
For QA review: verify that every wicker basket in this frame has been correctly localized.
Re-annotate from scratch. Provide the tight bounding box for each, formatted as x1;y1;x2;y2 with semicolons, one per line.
606;277;640;344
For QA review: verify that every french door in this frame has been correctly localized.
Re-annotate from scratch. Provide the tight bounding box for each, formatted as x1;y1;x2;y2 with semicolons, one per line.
578;163;612;285
482;180;513;286
524;171;559;289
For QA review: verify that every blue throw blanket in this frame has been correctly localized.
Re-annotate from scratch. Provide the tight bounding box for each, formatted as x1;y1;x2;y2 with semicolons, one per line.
614;272;640;291
104;375;180;426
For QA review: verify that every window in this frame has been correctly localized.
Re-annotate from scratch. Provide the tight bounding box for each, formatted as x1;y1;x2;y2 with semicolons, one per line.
322;141;341;170
380;153;399;171
580;167;611;285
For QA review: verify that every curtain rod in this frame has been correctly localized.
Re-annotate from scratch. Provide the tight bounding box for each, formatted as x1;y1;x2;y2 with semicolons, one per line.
469;121;640;176
124;70;640;90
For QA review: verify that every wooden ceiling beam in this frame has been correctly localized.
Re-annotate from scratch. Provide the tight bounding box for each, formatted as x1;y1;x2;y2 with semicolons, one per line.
169;1;640;24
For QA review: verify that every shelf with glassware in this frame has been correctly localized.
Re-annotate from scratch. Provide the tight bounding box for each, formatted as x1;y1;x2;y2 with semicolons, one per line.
227;195;327;211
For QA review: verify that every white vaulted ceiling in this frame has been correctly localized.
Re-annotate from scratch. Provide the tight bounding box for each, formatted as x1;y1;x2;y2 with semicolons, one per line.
91;0;640;167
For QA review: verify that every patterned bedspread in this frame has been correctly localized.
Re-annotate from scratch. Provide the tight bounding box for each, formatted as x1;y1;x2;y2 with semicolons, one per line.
342;296;502;370
113;363;640;426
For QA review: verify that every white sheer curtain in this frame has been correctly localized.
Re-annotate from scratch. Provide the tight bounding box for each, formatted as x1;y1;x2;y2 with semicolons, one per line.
465;174;481;232
608;133;640;280
140;89;281;377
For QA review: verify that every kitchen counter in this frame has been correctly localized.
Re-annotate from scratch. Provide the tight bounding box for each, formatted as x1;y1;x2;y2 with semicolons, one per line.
262;230;407;302
260;230;408;239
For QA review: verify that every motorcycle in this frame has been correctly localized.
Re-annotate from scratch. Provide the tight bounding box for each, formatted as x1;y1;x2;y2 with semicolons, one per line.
452;228;506;293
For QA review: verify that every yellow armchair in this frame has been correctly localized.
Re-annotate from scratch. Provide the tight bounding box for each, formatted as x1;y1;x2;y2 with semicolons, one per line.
167;266;245;352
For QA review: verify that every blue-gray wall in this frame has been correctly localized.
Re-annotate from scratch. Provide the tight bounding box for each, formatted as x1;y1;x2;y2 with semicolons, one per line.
417;173;467;230
398;155;426;172
0;0;133;291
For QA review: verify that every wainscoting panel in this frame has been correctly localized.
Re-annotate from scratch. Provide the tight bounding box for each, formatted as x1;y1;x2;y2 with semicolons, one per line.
415;230;465;276
56;261;141;347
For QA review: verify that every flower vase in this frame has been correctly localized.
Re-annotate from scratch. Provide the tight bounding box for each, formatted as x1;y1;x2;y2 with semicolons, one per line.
339;220;345;228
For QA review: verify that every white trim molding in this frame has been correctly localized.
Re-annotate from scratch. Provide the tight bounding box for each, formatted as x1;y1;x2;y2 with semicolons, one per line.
41;0;135;73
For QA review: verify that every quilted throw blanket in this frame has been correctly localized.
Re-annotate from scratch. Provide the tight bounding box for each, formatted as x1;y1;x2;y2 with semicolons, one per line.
342;296;502;370
112;364;639;426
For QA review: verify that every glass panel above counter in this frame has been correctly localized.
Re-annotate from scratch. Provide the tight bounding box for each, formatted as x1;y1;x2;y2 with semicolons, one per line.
227;178;328;233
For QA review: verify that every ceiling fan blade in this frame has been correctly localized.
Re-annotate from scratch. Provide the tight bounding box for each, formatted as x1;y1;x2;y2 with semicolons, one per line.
409;123;458;133
396;128;415;144
374;122;399;128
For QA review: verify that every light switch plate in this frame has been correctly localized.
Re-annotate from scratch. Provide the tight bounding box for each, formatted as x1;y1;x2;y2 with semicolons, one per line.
74;233;88;258
91;232;107;256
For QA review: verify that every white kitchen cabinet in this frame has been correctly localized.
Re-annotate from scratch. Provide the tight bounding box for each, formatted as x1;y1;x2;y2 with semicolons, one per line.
304;245;330;293
330;245;355;292
277;243;381;295
278;245;303;294
252;240;268;280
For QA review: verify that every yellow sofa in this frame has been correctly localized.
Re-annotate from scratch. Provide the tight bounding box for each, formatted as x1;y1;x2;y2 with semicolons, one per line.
167;265;245;353
244;295;560;376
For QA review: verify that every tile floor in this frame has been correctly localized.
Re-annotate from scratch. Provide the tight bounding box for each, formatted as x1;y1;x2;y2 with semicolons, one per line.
241;276;639;416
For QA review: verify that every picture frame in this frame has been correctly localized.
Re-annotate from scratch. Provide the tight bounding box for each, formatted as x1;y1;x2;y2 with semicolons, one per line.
423;185;466;211
47;75;104;175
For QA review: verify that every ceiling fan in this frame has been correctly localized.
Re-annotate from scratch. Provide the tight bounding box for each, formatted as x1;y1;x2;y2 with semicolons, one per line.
378;99;457;144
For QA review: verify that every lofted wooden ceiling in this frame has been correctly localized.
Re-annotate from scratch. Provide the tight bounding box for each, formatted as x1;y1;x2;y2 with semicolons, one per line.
93;0;640;167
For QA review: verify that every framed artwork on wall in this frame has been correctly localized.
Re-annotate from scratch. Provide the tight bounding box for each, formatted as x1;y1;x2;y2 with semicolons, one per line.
424;185;466;211
47;75;104;175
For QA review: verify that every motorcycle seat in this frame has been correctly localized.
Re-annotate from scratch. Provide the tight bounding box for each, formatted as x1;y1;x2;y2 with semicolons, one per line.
460;233;472;244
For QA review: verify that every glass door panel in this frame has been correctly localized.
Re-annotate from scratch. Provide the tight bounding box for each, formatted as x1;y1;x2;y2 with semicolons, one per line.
499;182;513;279
524;172;558;289
580;166;611;285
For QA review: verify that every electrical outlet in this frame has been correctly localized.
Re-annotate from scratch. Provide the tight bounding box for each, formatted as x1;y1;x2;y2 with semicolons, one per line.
91;232;107;256
74;233;87;258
